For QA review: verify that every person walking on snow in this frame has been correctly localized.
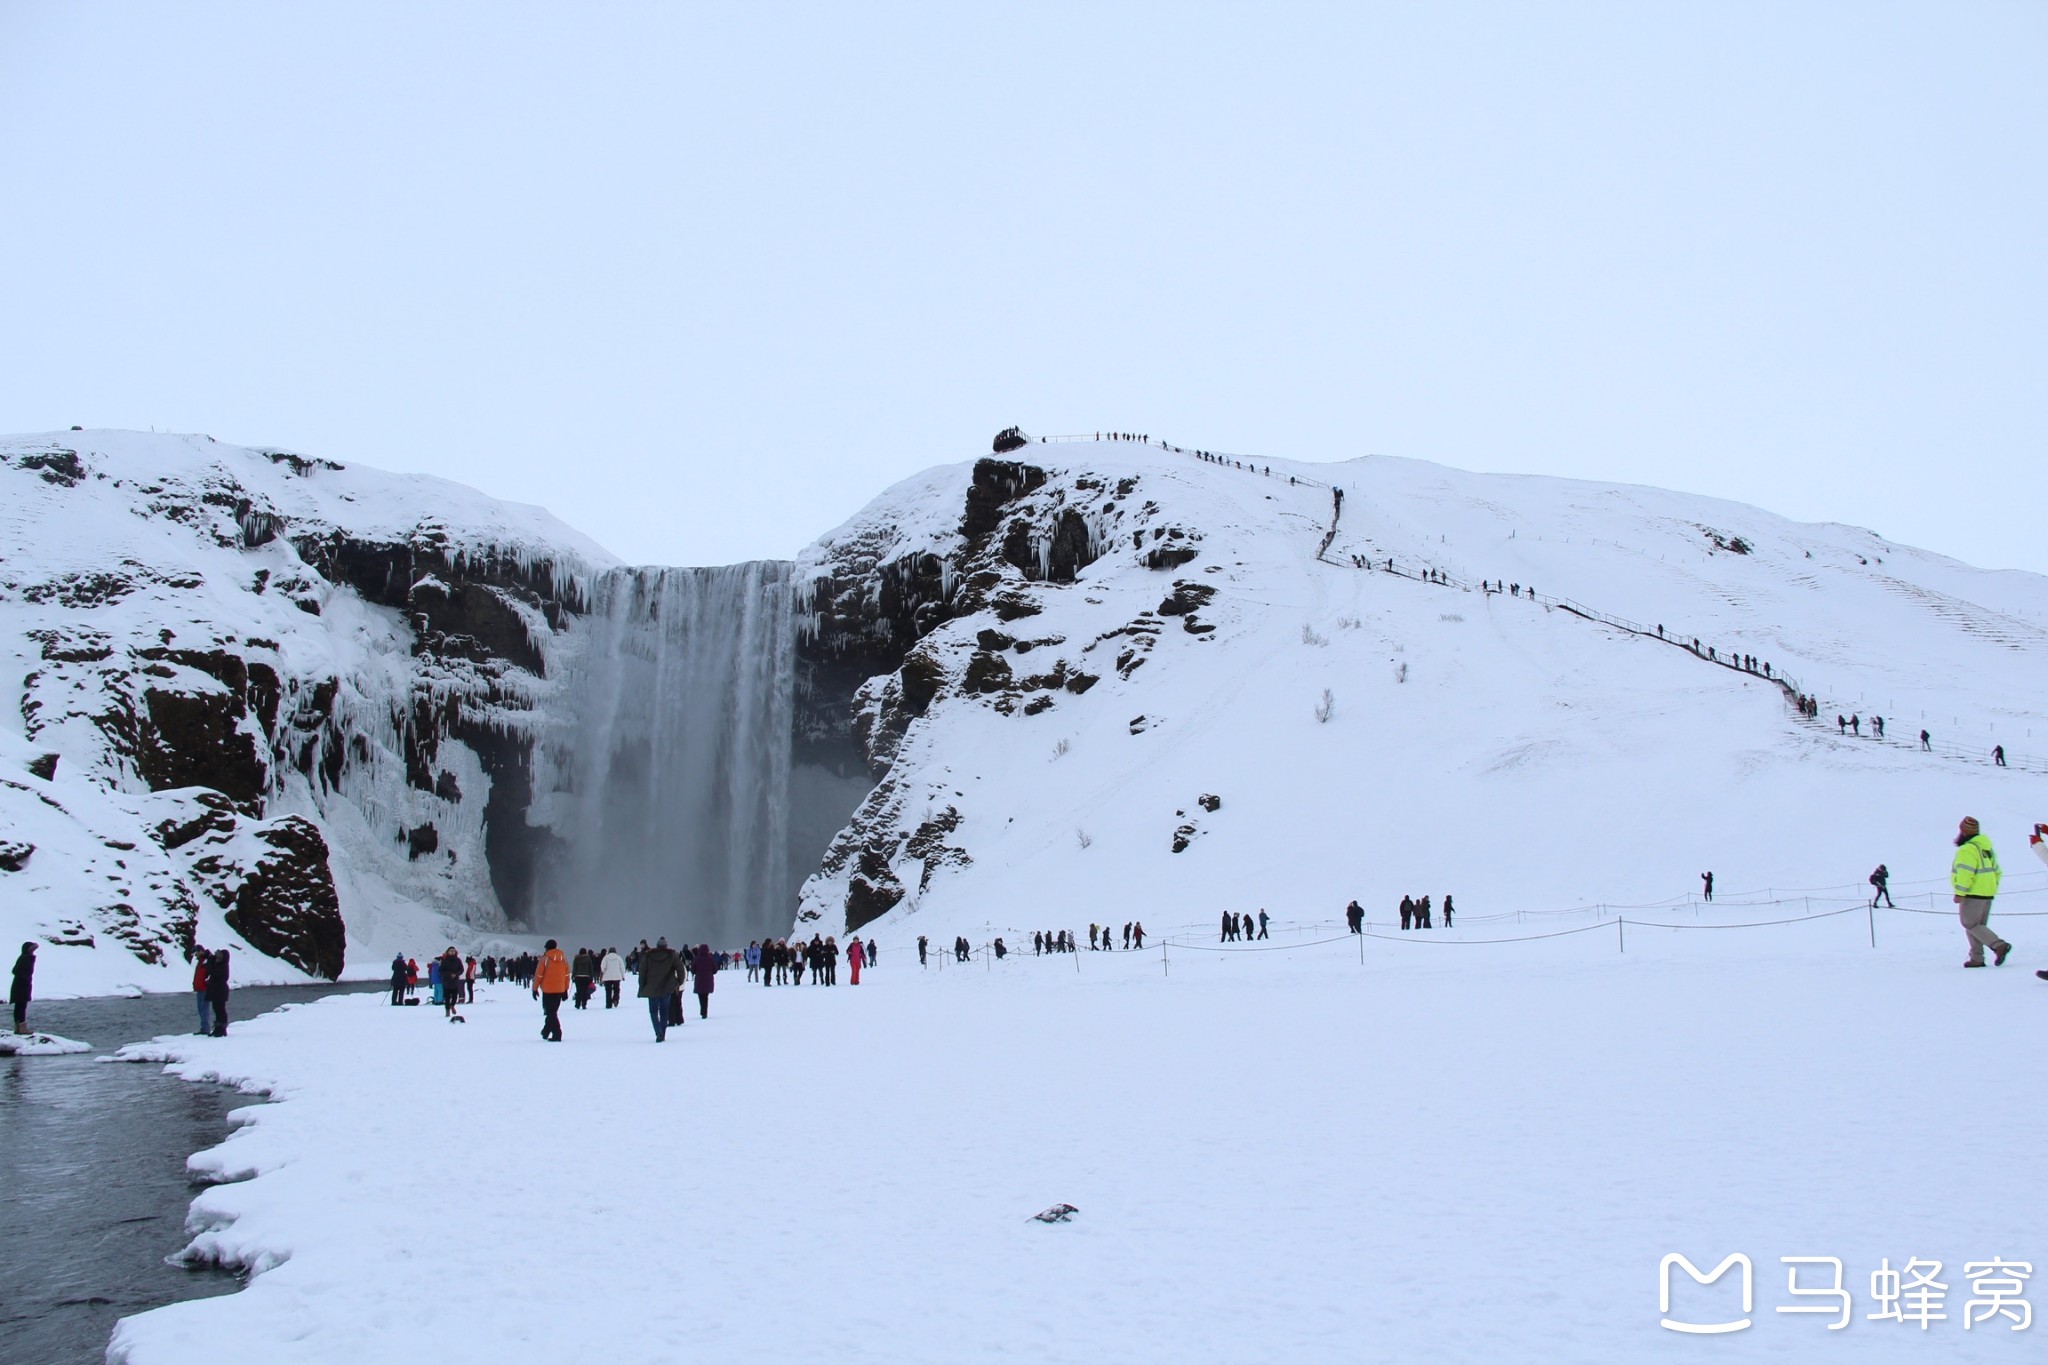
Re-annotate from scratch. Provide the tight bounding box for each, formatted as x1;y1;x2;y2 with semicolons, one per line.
1346;900;1363;934
1701;871;1714;902
1994;744;2006;767
533;939;570;1041
637;937;681;1041
1443;895;1455;927
439;947;465;1019
600;946;624;1007
1921;729;1931;751
918;934;928;966
1256;909;1269;940
1869;864;1894;908
690;943;718;1018
1399;896;1414;931
10;941;34;1035
1953;817;2008;967
848;936;865;985
1220;911;1232;943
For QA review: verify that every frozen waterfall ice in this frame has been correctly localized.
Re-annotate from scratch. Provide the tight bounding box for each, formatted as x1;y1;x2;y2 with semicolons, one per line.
536;562;798;946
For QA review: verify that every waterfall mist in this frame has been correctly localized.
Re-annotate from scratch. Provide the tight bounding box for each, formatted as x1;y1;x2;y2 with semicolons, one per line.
536;562;799;946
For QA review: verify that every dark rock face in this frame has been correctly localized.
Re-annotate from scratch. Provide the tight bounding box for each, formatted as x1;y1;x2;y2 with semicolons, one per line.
26;754;58;780
0;840;32;871
195;816;347;980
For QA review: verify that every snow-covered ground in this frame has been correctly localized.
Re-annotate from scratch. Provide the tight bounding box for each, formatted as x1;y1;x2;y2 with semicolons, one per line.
110;889;2048;1362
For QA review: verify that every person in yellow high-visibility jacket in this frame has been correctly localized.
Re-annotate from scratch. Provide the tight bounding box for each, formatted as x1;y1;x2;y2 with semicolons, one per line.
1952;816;2007;968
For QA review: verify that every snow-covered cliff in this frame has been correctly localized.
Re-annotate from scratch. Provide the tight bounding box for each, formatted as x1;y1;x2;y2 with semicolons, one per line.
0;430;614;994
792;439;2048;942
7;427;2043;995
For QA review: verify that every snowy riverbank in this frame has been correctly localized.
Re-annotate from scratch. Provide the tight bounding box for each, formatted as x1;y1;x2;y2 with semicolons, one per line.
108;909;2048;1363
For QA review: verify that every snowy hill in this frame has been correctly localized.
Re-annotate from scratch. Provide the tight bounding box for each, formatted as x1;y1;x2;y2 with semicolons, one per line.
5;428;2043;997
794;438;2048;942
0;430;614;995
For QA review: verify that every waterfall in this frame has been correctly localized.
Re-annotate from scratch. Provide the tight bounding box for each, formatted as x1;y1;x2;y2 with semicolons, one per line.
537;562;797;946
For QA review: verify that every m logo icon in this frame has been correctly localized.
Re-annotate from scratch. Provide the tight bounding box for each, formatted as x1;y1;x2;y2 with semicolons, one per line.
1660;1253;1754;1334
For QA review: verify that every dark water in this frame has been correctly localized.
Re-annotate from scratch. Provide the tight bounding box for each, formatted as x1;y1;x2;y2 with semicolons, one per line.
0;983;380;1365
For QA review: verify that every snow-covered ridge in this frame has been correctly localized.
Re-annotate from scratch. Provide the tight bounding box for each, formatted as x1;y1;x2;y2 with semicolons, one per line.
0;430;621;996
7;426;2044;996
786;438;2048;941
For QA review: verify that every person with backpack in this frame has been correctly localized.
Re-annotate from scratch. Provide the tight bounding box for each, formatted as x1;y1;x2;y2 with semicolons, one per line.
689;943;718;1019
1953;816;2009;968
637;937;681;1041
1869;865;1894;908
1345;900;1363;934
533;940;570;1041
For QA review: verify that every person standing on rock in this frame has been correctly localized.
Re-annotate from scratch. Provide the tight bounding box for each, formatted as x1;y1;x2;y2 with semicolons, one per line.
637;937;680;1041
533;939;569;1041
1952;816;2009;968
10;941;34;1034
600;946;624;1007
207;947;231;1036
849;936;865;985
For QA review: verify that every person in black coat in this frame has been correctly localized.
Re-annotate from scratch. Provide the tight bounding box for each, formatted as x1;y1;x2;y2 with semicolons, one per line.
206;947;231;1036
389;953;408;1006
10;942;34;1034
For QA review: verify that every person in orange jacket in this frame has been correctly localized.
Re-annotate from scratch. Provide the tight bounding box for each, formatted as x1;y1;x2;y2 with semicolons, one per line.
533;939;570;1041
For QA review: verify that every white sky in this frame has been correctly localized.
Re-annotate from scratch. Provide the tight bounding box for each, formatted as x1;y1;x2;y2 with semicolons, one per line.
1;3;2041;573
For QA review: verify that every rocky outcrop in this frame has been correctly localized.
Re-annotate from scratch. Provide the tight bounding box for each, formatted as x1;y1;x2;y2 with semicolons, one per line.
210;810;344;982
795;456;1194;930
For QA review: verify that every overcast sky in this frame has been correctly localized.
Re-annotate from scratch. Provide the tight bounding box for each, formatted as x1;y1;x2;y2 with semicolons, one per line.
1;3;2041;573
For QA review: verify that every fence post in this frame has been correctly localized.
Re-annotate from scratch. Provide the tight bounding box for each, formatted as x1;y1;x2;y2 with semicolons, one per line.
1618;918;1625;954
1868;903;1876;948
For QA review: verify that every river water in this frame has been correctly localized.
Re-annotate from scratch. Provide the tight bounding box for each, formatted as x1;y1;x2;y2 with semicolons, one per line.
1;983;380;1365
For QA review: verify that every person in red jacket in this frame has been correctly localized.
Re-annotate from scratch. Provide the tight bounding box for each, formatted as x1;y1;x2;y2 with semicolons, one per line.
848;936;865;985
533;939;570;1041
192;944;212;1035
